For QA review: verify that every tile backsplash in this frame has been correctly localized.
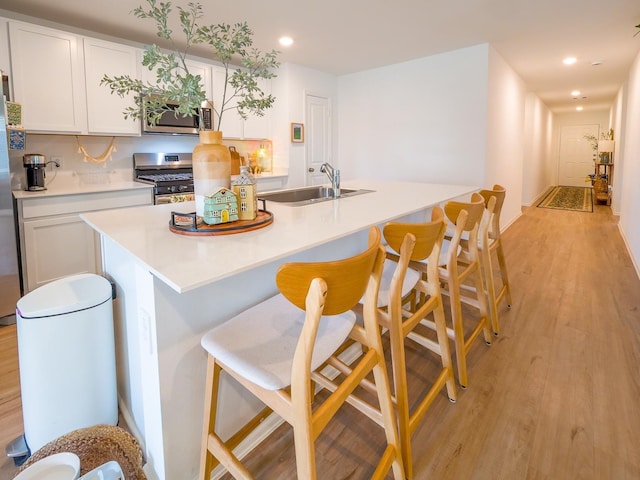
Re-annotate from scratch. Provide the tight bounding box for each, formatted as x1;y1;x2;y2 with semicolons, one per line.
11;133;275;190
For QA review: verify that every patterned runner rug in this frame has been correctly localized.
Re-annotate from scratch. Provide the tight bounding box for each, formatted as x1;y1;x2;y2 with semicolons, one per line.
537;186;593;212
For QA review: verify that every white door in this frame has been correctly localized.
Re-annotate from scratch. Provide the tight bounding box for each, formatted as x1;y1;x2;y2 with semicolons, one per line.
558;125;599;186
305;94;331;186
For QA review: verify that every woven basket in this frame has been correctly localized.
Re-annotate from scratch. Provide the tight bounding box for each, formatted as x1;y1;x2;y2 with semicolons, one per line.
13;425;146;480
593;177;607;194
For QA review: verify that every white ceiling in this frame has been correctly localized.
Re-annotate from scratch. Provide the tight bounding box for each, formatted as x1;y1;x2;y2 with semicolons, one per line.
1;0;639;113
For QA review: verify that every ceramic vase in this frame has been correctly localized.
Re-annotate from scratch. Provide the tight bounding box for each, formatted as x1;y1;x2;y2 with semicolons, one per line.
192;130;231;217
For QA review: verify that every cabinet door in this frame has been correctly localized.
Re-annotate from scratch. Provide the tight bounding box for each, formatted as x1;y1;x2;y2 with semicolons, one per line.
23;215;98;292
185;59;212;102
84;38;141;135
9;22;87;133
242;78;271;140
212;65;243;138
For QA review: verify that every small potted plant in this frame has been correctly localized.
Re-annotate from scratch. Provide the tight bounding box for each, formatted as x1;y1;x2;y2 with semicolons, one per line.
101;0;280;218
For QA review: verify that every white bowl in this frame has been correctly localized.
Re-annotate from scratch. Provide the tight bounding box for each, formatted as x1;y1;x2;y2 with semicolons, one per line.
14;452;80;480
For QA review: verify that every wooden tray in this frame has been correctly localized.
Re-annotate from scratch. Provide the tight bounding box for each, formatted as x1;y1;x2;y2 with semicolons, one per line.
169;209;273;236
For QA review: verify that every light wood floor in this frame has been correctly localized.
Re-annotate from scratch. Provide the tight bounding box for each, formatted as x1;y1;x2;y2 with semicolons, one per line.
2;203;640;479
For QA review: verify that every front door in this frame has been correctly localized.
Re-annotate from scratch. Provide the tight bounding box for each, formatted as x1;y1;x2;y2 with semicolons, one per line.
558;124;599;187
305;94;331;186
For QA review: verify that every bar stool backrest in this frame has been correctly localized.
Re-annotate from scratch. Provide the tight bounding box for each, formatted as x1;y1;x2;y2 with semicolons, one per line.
383;207;447;263
444;192;485;232
479;184;506;240
276;227;383;315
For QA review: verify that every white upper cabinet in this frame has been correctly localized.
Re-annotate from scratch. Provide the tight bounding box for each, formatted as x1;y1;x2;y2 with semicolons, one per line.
140;56;212;101
185;59;212;102
7;19;271;139
242;77;271;140
9;22;87;133
9;21;141;135
84;38;140;135
211;65;271;140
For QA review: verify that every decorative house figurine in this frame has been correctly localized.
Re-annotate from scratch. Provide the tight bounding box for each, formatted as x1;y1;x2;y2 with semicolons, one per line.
203;188;239;225
232;166;258;221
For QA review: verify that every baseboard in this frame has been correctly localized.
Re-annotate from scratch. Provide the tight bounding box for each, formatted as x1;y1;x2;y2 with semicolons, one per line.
617;223;640;281
523;185;554;208
0;313;16;326
502;210;521;232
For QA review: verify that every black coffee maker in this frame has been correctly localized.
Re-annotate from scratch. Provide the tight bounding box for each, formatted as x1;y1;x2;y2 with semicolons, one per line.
23;154;58;191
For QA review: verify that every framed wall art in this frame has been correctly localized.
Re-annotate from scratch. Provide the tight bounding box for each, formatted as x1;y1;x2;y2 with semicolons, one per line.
291;123;304;143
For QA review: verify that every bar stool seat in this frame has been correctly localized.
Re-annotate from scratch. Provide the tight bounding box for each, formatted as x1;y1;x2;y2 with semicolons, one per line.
201;294;356;391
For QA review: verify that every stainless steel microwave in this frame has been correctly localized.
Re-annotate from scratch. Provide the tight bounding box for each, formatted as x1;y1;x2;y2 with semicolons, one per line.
142;98;212;135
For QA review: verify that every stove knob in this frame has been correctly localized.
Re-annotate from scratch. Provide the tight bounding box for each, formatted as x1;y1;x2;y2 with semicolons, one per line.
179;185;188;192
169;185;177;193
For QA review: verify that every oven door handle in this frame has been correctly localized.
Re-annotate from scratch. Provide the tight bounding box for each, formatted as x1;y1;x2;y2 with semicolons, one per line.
155;193;195;205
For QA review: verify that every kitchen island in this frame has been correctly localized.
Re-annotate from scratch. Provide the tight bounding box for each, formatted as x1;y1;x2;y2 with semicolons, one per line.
80;179;477;480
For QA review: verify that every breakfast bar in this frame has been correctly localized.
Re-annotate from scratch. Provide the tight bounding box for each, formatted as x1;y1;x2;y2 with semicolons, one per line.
80;179;477;480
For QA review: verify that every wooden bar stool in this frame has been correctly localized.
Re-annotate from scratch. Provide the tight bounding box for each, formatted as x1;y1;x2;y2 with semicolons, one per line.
316;208;456;479
455;194;500;335
478;185;513;316
199;227;405;480
377;207;457;479
411;193;493;388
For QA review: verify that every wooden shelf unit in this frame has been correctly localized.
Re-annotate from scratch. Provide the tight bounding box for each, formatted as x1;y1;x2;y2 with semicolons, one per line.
592;162;613;206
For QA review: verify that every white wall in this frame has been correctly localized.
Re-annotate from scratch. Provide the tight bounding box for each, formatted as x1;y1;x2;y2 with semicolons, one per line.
618;49;640;275
270;62;339;189
610;84;625;215
522;93;554;206
486;47;526;226
337;44;527;229
337;44;488;187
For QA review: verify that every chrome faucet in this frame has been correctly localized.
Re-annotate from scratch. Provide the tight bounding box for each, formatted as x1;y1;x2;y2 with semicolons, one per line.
320;162;340;197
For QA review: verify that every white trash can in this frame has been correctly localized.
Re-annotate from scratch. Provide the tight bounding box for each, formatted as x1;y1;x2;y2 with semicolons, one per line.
15;273;118;454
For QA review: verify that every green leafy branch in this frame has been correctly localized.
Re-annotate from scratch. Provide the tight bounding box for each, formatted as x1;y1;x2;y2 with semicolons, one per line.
195;22;279;129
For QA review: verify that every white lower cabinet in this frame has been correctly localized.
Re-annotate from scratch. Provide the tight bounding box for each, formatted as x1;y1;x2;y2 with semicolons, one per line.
17;188;153;293
22;214;99;292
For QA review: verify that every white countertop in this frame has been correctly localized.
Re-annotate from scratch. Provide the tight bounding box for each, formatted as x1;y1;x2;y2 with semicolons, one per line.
81;180;477;293
13;171;153;200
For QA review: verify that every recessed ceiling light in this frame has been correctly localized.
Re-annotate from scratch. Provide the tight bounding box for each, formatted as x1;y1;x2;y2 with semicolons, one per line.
563;57;577;65
576;106;584;111
279;36;294;47
571;90;580;96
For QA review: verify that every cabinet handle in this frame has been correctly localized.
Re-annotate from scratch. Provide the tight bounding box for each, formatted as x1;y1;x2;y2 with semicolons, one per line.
308;167;315;173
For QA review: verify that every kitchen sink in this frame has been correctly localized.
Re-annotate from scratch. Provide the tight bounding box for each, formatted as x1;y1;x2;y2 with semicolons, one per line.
258;186;374;206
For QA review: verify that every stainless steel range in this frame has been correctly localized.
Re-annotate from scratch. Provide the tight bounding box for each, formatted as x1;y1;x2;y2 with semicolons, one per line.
133;152;194;204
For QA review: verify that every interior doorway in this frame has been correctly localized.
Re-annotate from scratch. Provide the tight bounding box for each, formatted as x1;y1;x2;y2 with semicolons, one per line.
304;93;331;186
558;124;599;186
